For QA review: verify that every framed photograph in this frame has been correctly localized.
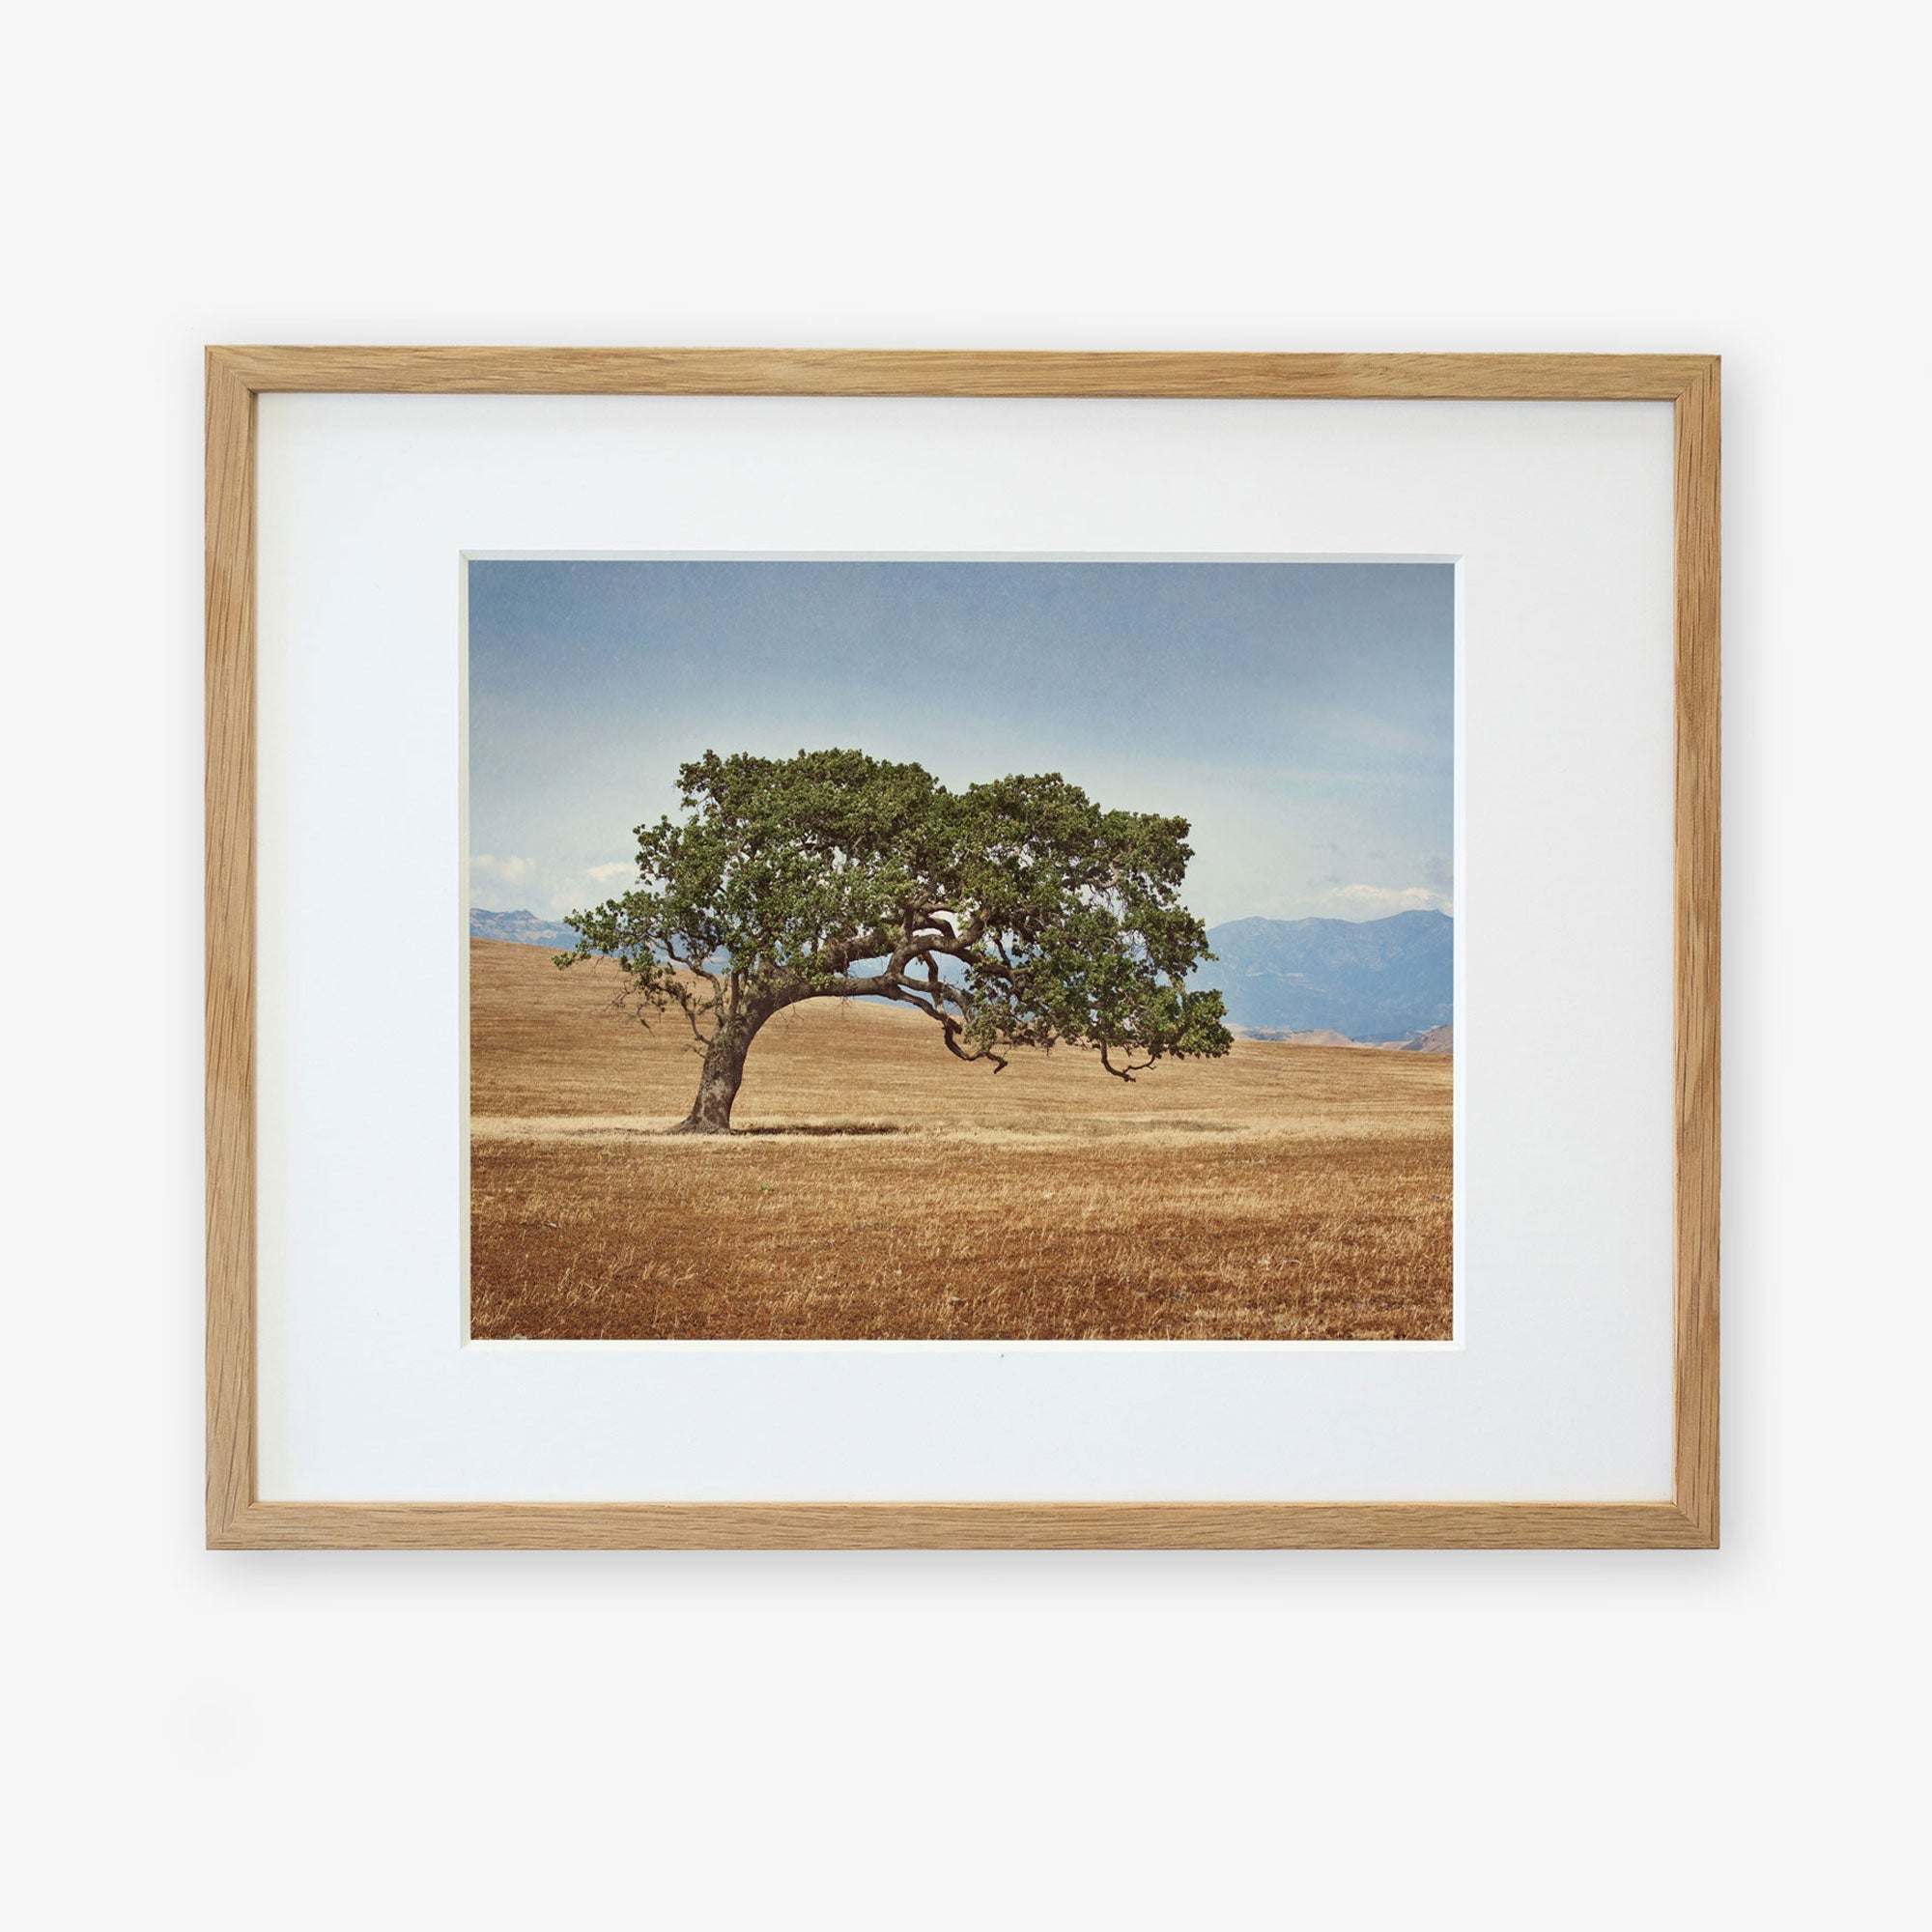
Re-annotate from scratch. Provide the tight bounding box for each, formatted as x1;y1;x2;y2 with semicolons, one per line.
208;348;1719;1548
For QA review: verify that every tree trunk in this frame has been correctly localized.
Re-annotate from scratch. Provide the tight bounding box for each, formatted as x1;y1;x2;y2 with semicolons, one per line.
676;1017;759;1133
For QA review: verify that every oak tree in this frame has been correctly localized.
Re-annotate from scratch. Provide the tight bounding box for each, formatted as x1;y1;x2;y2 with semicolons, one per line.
560;749;1232;1132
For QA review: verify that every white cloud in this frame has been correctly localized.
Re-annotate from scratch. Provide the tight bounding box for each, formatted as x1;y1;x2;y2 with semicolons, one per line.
470;852;534;886
1323;883;1453;918
470;854;641;919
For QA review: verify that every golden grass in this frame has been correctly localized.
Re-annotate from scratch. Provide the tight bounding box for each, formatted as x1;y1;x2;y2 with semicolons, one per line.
469;938;1452;1340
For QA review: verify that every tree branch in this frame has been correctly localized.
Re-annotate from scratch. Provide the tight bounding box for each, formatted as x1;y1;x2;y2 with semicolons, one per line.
814;969;1009;1072
662;937;718;985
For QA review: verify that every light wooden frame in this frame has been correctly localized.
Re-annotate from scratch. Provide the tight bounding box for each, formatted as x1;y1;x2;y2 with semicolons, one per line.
207;349;1719;1549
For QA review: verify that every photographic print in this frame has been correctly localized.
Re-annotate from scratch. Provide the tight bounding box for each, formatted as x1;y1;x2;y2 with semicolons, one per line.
467;556;1453;1342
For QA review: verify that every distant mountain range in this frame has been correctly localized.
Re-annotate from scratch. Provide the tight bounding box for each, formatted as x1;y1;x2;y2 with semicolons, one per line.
1195;910;1452;1043
469;907;582;951
469;903;1453;1048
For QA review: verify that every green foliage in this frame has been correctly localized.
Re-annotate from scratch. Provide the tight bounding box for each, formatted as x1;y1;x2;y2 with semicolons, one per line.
562;748;1231;1080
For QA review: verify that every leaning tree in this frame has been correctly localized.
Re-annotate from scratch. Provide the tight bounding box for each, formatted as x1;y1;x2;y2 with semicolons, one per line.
559;748;1231;1132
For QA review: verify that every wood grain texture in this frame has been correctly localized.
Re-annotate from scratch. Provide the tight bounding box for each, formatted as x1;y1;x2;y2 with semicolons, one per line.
210;345;1712;401
208;1501;1714;1551
206;351;257;1544
204;347;1721;1549
1673;360;1721;1544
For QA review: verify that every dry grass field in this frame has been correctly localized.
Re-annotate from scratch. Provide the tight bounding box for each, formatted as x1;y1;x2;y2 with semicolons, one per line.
469;938;1452;1340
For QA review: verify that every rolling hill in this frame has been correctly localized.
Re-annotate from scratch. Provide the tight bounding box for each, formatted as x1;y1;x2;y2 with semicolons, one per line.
471;903;1455;1046
469;907;582;951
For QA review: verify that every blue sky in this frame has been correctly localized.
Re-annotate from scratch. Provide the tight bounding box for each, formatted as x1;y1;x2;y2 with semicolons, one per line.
467;557;1453;929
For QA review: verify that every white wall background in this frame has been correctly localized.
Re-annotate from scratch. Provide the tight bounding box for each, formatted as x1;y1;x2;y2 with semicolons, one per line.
5;4;1924;1926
